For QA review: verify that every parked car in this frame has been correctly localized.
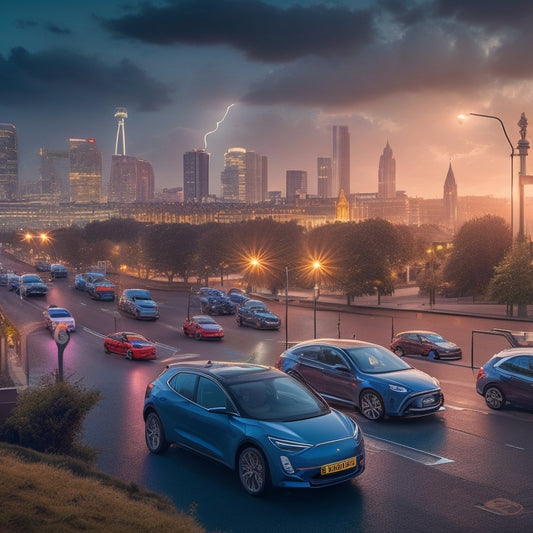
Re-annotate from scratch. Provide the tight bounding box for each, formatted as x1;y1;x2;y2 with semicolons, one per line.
87;278;116;301
50;263;67;278
118;289;159;320
276;338;444;421
196;287;236;315
236;299;281;330
183;315;224;340
35;259;51;272
43;305;76;333
390;330;462;360
18;274;48;297
0;270;16;287
75;272;105;291
476;348;533;411
227;287;250;305
143;361;365;496
104;331;157;360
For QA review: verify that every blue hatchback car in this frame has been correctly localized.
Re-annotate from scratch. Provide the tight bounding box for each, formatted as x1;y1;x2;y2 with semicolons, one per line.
276;339;444;421
143;361;365;496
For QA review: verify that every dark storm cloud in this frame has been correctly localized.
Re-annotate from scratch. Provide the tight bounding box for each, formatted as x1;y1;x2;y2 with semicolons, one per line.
0;47;174;111
100;0;375;62
47;24;72;35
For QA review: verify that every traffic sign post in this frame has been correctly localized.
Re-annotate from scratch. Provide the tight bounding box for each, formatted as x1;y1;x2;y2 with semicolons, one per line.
53;323;70;382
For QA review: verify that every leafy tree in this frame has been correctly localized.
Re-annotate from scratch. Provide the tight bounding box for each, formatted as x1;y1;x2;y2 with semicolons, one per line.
195;223;235;286
1;380;101;461
489;240;533;315
443;215;511;297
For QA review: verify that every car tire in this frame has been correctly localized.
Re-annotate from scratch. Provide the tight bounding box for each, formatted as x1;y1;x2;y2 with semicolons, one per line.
484;386;505;410
238;446;269;496
428;349;440;360
195;331;202;341
393;346;405;357
360;390;385;421
104;345;111;354
145;411;169;454
126;349;134;360
183;327;189;336
237;317;243;327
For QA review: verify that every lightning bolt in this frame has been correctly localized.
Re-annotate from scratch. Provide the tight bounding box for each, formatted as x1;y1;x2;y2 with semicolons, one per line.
203;103;236;150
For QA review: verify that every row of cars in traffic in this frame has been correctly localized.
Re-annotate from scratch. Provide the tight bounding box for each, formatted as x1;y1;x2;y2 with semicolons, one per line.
5;262;530;496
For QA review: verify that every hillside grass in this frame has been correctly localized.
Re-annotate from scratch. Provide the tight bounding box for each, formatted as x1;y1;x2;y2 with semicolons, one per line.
0;442;206;532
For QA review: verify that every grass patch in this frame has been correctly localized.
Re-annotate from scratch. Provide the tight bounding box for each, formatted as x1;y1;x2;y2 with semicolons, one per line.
0;442;206;532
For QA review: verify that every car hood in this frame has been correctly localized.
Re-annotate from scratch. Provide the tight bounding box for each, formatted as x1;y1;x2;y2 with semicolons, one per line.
252;311;279;320
136;300;157;308
250;409;356;444
374;368;439;391
24;281;47;287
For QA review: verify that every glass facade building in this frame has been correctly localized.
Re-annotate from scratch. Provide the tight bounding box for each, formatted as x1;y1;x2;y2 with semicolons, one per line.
0;123;18;201
183;149;210;202
69;138;102;203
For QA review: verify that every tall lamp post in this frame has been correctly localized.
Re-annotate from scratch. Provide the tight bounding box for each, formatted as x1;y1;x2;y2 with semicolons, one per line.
470;113;516;237
285;266;289;350
312;261;321;339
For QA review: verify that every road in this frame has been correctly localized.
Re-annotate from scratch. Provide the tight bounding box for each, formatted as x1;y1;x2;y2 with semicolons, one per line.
1;253;532;532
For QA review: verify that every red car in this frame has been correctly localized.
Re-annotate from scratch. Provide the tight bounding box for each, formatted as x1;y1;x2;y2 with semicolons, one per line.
183;315;224;340
103;332;157;360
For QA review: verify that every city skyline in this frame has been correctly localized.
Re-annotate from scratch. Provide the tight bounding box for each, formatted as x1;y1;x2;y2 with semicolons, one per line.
2;1;533;200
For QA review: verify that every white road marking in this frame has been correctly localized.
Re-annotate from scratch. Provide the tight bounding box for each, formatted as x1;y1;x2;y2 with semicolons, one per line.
365;434;454;466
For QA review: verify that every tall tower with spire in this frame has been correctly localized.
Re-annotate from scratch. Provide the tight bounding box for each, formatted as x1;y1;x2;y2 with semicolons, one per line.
378;141;396;199
443;162;458;229
114;107;128;155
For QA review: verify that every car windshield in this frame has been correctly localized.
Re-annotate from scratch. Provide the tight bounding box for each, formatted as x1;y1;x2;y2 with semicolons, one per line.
125;333;148;342
23;275;42;283
49;309;71;318
196;317;216;324
228;375;329;421
130;291;151;300
344;345;412;373
248;302;267;311
421;333;447;343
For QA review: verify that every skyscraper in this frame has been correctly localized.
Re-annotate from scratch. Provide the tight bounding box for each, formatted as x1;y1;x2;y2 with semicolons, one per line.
0;123;18;201
136;159;155;202
332;125;350;197
108;155;138;203
39;148;69;202
378;141;396;199
183;149;210;202
221;147;267;203
443;162;458;229
286;170;307;202
69;138;102;203
317;157;332;198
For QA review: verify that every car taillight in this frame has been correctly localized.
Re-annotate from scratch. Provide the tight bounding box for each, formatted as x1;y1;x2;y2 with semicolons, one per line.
477;367;486;380
145;383;154;398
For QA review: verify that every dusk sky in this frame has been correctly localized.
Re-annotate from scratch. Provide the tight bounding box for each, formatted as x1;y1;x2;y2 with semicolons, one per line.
2;0;533;199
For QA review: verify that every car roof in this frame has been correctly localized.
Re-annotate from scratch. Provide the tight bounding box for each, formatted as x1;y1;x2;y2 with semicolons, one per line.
290;338;383;350
48;307;70;313
163;360;278;385
494;347;533;357
396;330;438;336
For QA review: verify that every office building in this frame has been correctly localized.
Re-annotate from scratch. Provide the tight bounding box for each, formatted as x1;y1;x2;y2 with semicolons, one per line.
136;159;155;202
221;147;267;203
286;170;307;202
378;141;396;199
69;138;102;203
39;148;69;202
183;149;210;202
317;157;331;198
108;154;138;203
0;123;18;201
332;125;350;197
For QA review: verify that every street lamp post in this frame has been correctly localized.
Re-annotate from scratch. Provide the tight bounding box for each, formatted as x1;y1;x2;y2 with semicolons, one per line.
470;113;516;237
312;261;321;339
285;266;289;350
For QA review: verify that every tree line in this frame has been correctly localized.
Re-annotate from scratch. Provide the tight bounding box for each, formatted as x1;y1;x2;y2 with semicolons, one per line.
4;214;532;314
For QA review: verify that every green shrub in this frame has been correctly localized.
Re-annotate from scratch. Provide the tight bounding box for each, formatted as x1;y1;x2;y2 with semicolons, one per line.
0;381;101;460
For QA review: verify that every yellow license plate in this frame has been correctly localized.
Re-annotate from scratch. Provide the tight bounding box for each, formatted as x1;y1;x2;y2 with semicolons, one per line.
320;457;357;475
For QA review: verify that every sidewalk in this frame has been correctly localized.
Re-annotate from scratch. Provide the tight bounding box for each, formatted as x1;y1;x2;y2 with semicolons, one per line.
257;285;532;322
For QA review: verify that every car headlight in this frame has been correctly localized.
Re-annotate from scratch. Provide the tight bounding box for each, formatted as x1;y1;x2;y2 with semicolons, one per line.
268;436;312;453
388;384;408;393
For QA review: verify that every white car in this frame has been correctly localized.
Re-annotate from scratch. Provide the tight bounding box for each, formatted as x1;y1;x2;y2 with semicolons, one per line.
43;305;76;333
